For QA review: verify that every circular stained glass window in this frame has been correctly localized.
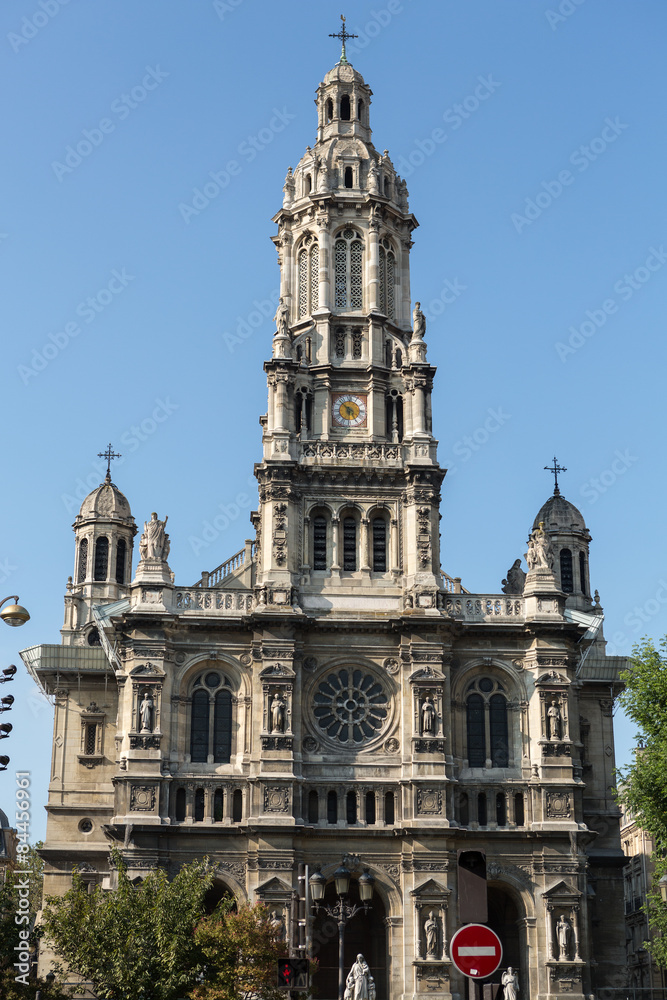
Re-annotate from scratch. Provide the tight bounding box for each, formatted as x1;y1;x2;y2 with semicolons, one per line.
205;672;221;688
313;669;388;745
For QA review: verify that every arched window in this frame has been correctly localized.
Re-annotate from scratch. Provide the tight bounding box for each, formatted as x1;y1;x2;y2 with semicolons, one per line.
308;790;319;824
496;792;507;826
383;177;390;198
326;98;333;122
514;792;525;826
357;99;364;121
312;514;328;570
365;791;376;824
334;229;364;309
340;94;351;120
194;788;205;822
372;518;387;572
378;239;396;318
305;174;312;195
579;551;588;595
477;793;487;826
344;166;353;188
466;678;509;768
115;538;127;585
232;789;243;823
342;516;357;571
298;235;319;318
94;537;108;581
214;789;224;822
190;672;233;764
560;548;574;593
327;790;338;824
458;792;469;826
384;791;395;825
77;538;88;583
346;791;357;824
175;787;186;822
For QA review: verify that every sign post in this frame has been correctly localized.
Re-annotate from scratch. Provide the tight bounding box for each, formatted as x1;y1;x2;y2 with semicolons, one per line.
450;924;503;980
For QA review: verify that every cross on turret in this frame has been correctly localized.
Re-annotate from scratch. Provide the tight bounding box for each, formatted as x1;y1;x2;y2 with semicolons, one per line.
98;443;122;482
544;456;567;496
329;14;358;65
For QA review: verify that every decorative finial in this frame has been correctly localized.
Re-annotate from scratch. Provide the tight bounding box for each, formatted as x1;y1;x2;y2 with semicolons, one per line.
544;456;567;496
329;14;358;65
98;443;122;483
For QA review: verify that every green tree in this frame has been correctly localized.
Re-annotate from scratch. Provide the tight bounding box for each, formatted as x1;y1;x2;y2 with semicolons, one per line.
42;848;214;1000
190;899;288;1000
617;636;667;965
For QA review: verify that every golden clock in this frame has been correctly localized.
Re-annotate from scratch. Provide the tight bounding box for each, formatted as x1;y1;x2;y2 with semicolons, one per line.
332;393;367;427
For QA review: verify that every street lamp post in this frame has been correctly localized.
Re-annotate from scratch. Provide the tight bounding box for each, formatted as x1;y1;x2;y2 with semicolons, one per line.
309;862;375;1000
0;596;30;627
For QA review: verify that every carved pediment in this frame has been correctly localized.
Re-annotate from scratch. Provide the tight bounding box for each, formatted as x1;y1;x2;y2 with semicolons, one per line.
130;662;164;677
542;880;582;902
259;663;295;680
255;876;292;899
537;671;569;686
409;668;445;684
410;878;450;899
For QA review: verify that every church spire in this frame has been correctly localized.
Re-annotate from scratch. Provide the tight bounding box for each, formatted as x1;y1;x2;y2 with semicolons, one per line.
329;14;358;66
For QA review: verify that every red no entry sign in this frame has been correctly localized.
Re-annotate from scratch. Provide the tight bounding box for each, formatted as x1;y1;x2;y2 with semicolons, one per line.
450;924;503;979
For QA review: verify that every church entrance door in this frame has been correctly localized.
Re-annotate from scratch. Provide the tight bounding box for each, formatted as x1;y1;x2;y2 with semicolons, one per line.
312;881;387;1000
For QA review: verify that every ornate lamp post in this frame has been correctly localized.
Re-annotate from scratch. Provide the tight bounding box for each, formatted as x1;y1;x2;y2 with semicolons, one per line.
0;596;30;627
309;861;375;1000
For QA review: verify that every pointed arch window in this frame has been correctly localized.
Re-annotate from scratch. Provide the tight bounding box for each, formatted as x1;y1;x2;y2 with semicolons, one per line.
378;238;396;318
560;548;574;593
115;538;127;585
190;673;233;764
94;537;108;581
298;235;319;319
465;677;509;768
334;229;364;310
77;538;88;583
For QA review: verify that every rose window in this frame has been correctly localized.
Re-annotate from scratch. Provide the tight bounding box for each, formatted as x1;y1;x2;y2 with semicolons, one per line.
313;669;388;745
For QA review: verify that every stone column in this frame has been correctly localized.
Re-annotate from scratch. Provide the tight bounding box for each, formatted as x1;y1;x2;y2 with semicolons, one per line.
318;222;331;310
274;374;289;431
360;517;370;572
391;516;400;575
368;223;379;312
302;514;311;574
331;516;340;572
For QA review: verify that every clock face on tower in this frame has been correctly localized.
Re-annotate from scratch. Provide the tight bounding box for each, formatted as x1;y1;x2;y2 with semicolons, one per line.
332;392;367;427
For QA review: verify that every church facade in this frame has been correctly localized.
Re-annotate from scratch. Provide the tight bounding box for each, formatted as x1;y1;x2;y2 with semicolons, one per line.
22;46;627;1000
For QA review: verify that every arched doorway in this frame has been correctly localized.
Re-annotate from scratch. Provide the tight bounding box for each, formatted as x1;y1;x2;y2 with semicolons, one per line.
485;886;522;990
204;878;236;915
312;879;387;1000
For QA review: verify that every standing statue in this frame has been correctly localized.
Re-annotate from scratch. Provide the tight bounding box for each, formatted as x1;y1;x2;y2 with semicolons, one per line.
269;909;286;943
502;559;526;595
502;967;520;1000
141;513;170;561
270;692;286;733
368;159;380;195
421;695;436;735
316;155;329;193
283;166;295;207
525;523;554;572
274;297;290;339
556;915;571;960
412;301;426;340
139;692;154;733
397;178;409;210
345;955;375;1000
547;700;562;740
424;910;439;957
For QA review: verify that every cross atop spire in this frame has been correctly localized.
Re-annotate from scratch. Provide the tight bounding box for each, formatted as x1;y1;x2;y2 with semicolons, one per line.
98;443;122;483
329;14;357;66
544;456;567;496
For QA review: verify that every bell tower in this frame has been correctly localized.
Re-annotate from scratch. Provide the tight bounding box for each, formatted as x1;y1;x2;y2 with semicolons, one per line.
255;38;445;610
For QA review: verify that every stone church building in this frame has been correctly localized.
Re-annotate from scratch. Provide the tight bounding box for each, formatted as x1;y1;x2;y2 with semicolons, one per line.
22;43;627;1000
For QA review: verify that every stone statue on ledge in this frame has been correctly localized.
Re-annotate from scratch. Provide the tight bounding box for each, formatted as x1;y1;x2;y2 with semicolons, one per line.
525;522;554;573
345;954;375;1000
140;513;170;562
502;559;526;595
412;301;426;341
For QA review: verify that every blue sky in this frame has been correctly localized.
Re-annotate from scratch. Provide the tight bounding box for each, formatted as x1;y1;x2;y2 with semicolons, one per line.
1;0;666;840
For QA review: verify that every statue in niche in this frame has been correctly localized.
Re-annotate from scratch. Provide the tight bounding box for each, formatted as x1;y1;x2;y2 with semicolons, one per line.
412;301;426;340
502;559;526;595
274;297;290;339
525;522;554;572
269;909;286;942
283;166;295;207
316;155;329;192
397;178;409;210
556;914;572;960
367;159;380;195
547;700;562;740
345;954;375;1000
421;695;436;735
271;692;286;733
139;692;154;733
502;967;520;1000
424;910;439;957
141;513;170;562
